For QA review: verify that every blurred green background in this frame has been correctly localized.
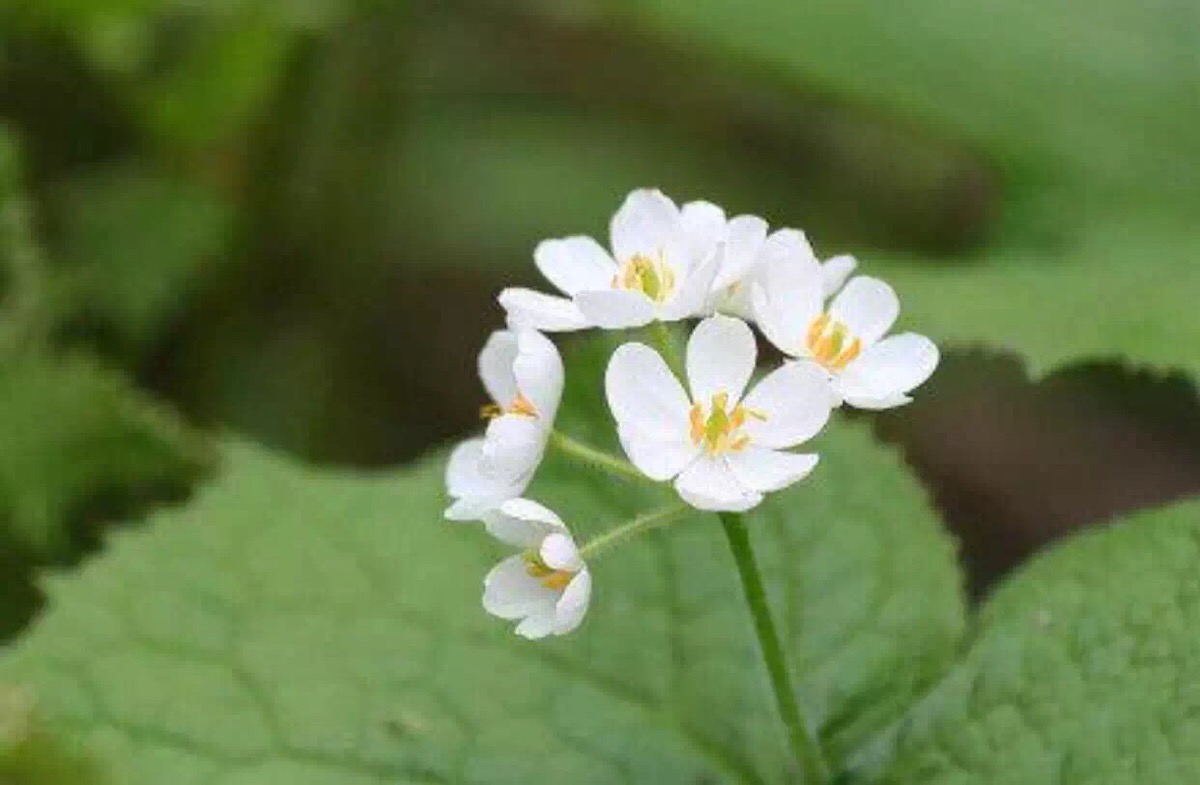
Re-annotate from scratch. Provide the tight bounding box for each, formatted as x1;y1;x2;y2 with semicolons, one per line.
0;0;1198;638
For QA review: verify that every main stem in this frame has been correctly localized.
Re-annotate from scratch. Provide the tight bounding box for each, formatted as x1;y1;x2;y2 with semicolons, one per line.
719;512;829;784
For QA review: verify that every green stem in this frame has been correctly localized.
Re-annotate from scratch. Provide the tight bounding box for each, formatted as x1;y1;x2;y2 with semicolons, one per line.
579;503;687;560
719;512;829;784
549;430;651;485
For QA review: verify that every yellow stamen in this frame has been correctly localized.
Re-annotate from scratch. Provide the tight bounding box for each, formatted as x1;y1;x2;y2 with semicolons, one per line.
805;312;862;371
523;552;575;591
481;392;539;420
688;392;765;456
612;251;677;303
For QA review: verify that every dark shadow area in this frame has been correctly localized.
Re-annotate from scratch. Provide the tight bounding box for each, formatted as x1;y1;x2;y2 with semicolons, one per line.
872;349;1200;599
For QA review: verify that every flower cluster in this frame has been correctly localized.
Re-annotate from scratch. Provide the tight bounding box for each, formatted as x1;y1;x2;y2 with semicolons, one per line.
447;189;939;639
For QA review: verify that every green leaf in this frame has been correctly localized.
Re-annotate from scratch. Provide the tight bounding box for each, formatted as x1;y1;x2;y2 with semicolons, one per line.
0;685;111;785
868;495;1200;785
612;0;1199;205
48;165;233;354
0;416;963;782
876;218;1200;380
0;352;214;558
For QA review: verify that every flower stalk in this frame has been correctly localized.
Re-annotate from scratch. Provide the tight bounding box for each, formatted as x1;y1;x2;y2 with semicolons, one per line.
719;512;829;784
579;504;688;560
549;430;650;485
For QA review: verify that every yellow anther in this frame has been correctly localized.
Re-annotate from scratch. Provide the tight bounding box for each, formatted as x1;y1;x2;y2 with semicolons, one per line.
481;392;539;420
689;392;765;456
523;552;574;591
806;313;862;371
612;251;676;303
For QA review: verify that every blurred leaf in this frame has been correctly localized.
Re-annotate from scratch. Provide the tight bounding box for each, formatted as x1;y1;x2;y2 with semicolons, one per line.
0;686;110;785
875;219;1200;379
0;340;964;781
866;495;1200;784
0;123;47;354
0;352;214;558
48;164;233;354
614;0;1200;208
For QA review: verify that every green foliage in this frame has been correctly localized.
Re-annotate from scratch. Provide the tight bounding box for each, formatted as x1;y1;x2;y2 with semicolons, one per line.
48;165;233;354
865;497;1200;785
0;686;110;785
0;414;963;783
0;352;214;558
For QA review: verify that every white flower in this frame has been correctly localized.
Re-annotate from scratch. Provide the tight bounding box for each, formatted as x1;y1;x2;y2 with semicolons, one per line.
482;498;592;639
709;223;858;318
444;329;563;521
499;189;724;331
752;260;939;410
605;315;834;512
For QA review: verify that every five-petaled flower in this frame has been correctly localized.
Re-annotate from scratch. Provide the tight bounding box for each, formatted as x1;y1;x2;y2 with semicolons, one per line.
482;499;592;639
753;260;939;410
444;328;563;521
499;189;724;331
606;315;834;512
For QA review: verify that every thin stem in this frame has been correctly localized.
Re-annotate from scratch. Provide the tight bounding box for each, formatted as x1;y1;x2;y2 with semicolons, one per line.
549;430;651;485
579;503;688;560
719;512;829;784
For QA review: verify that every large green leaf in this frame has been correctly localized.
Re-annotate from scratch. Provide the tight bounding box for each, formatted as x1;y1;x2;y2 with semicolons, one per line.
865;496;1200;784
0;415;963;783
614;0;1200;205
0;352;213;558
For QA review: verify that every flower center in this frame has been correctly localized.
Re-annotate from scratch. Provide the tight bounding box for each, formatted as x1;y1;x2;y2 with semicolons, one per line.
805;313;862;371
523;552;575;592
688;391;765;456
480;392;538;420
612;252;676;303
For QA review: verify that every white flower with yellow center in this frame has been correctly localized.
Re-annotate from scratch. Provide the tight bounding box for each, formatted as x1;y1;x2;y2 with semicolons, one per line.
444;329;563;521
499;189;724;331
605;315;834;512
482;499;591;639
709;224;858;319
752;260;939;410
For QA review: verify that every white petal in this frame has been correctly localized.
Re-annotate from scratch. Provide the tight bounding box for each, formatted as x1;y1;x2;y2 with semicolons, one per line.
553;570;592;635
515;610;556;640
481;415;544;482
540;532;582;571
610;188;679;263
821;254;857;296
712;215;769;290
534;236;617;296
605;343;689;431
836;333;939;409
828;276;899;347
686;315;756;406
477;331;518;405
751;248;824;358
483;498;565;547
674;456;762;512
616;425;697;481
839;392;913;411
575;289;656;329
512;329;564;419
679;200;727;268
740;361;834;448
498;288;590;332
483;555;555;620
659;255;720;321
444;438;522;520
728;447;819;493
760;229;818;283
